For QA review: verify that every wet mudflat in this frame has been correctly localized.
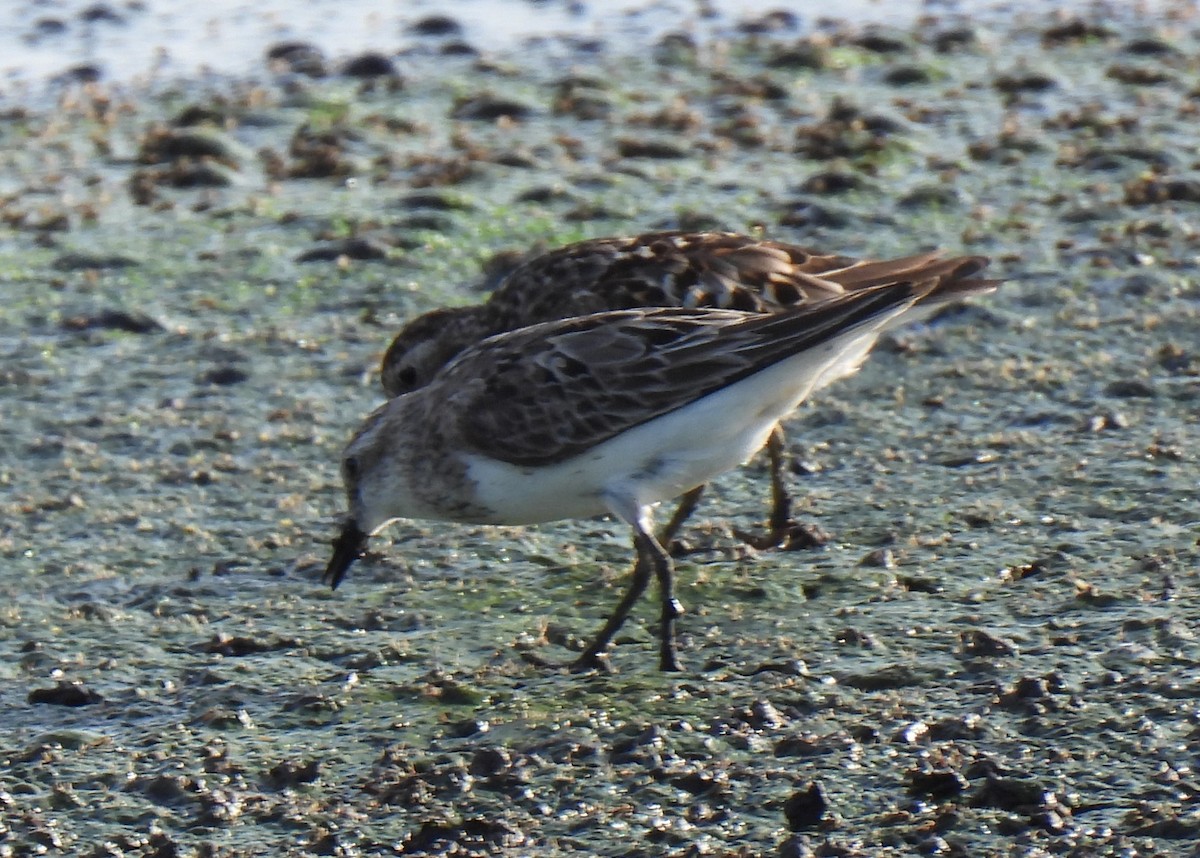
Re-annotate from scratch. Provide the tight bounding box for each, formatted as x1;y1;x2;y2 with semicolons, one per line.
1;2;1199;855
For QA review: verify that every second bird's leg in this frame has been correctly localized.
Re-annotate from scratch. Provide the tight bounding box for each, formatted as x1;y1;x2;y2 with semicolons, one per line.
657;484;705;547
765;426;794;538
737;426;797;550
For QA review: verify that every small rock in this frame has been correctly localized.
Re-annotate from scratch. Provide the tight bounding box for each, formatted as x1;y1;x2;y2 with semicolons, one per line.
52;253;139;272
1105;378;1156;398
296;237;390;263
971;775;1056;812
854;30;911;54
1041;19;1116;45
79;3;124;24
28;683;104;706
61;308;161;333
450;95;534;122
993;72;1057;94
960;628;1016;657
266;41;327;77
908;768;970;798
616;138;689;159
469;747;511;778
409;15;462;37
267;759;321;788
783;781;828;830
342;52;399;78
885;65;933;86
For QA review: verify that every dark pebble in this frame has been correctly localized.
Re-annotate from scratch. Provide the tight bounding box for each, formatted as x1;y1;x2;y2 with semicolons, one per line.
884;65;933;86
173;105;227;127
296;237;390;263
1107;64;1172;86
79;3;124;24
33;17;68;35
397;191;474;211
161;162;236;188
447;719;489;738
267;759;321;788
960;628;1016;657
737;10;799;34
342;52;398;78
1124;37;1177;56
854;31;911;53
440;41;478;57
396;213;455;232
196;633;281;655
61;308;161;334
28;682;104;706
400;818;525;854
514;185;575;204
616;138;689;159
198;366;250;386
765;44;827;71
783;781;828;830
671;770;719;795
138;129;241;166
993;72;1057;94
450;95;534;122
842;664;923;691
970;775;1053;811
908;768;970;798
409;15;462;37
58;64;103;84
266;41;327;77
1041;19;1116;45
1124;177;1200;205
52;253;139;272
774;736;819;757
797;170;867;195
778;834;818;858
931;27;977;53
902;183;964;211
777;200;851;230
653;32;697;65
469;747;512;778
1105;378;1156;398
140;774;191;804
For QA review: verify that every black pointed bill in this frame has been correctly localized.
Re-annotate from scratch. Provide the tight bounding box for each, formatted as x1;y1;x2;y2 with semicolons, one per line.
324;520;368;590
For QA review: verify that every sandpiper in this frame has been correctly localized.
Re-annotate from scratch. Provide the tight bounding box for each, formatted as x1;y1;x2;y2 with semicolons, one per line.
326;273;998;671
380;231;992;549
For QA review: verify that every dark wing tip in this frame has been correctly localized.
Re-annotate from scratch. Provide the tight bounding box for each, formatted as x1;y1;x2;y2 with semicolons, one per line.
323;520;368;590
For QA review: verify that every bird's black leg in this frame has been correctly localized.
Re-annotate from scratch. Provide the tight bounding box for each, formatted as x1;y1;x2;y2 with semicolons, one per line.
657;484;705;548
636;526;684;672
571;546;653;672
572;519;684;672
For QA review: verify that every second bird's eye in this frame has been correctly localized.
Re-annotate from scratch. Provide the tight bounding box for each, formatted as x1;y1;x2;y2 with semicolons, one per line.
397;367;418;389
343;455;360;481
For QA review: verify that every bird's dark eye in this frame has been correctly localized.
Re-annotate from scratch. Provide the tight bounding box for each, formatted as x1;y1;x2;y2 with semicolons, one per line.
343;455;360;481
397;367;418;389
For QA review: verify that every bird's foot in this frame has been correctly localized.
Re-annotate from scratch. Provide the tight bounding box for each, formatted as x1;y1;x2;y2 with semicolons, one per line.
735;520;830;552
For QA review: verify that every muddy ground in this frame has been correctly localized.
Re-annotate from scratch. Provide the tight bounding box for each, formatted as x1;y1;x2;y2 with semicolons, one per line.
2;2;1199;856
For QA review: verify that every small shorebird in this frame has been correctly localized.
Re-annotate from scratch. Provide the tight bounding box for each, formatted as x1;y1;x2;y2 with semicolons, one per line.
325;271;998;671
380;231;991;549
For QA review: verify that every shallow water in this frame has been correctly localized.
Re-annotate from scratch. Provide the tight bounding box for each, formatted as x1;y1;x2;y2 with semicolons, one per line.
2;0;1174;88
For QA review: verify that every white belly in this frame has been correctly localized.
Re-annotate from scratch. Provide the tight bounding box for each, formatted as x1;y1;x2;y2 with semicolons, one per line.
462;330;882;526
